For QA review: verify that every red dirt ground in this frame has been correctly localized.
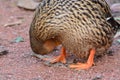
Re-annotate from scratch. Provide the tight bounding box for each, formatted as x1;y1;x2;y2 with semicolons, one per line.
0;0;120;80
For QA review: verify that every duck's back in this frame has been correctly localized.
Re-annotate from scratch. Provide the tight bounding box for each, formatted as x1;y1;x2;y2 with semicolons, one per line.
54;0;115;58
30;0;118;58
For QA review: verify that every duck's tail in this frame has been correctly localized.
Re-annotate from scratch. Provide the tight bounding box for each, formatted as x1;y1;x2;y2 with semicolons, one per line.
107;17;120;31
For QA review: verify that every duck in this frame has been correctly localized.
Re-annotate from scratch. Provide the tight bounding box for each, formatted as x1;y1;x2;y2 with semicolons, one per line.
29;0;120;70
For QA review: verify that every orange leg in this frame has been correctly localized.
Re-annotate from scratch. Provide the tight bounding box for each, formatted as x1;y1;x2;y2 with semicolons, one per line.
44;47;67;64
51;47;67;63
69;48;96;70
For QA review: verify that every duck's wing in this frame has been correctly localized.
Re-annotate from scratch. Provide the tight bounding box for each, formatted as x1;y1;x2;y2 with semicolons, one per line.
92;0;120;30
92;0;112;17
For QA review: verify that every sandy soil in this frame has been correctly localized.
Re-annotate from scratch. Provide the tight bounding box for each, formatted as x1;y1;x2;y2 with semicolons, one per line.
0;0;120;80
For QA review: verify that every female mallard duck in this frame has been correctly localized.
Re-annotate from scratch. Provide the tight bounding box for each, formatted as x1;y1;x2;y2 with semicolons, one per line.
29;0;120;70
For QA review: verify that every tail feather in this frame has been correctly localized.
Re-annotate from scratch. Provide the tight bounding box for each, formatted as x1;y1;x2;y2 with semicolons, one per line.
107;17;120;31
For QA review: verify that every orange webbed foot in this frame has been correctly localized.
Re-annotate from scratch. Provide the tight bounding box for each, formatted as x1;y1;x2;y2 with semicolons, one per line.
43;47;67;64
69;48;96;70
69;62;93;70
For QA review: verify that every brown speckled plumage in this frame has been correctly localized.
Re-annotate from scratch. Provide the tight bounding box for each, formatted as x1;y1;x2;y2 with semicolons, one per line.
29;0;120;59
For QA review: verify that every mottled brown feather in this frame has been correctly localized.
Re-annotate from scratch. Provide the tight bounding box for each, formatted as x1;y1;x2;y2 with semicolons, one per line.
29;0;120;59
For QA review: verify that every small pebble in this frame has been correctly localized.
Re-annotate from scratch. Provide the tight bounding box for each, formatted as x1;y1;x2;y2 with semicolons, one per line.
0;46;8;56
92;74;103;80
